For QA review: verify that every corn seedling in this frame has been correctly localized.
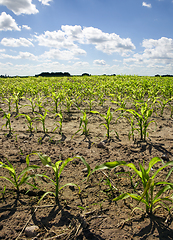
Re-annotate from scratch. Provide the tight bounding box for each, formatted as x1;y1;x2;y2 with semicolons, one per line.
73;107;89;137
94;158;173;215
35;110;48;134
36;96;44;114
36;153;81;204
53;111;63;134
91;107;113;139
17;113;34;136
64;96;73;112
26;97;37;113
4;96;13;112
0;109;13;136
156;97;173;117
116;102;156;141
0;155;40;196
12;92;22;115
49;92;62;113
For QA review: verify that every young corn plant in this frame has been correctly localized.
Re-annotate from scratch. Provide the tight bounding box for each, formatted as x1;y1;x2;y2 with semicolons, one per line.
124;115;137;141
49;92;62;113
0;109;13;136
35;110;48;134
26;97;37;113
89;158;173;215
116;102;155;141
64;97;73;113
73;107;89;137
53;111;63;135
0;155;40;197
36;153;81;204
156;97;173;117
17;113;34;136
91;107;113;139
4;96;13;112
36;96;44;114
113;158;173;215
12;92;22;115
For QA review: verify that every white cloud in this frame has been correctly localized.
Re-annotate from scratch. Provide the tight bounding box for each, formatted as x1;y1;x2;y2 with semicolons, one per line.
35;25;135;56
0;0;38;15
93;59;106;66
0;49;6;52
1;37;34;47
0;51;37;60
142;2;152;8
124;37;173;66
38;0;52;6
22;25;31;30
41;48;86;60
0;12;21;31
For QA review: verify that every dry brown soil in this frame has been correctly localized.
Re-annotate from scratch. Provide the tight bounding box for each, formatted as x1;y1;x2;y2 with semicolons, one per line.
0;98;173;239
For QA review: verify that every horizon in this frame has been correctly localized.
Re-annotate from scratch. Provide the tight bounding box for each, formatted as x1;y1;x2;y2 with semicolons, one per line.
0;0;173;76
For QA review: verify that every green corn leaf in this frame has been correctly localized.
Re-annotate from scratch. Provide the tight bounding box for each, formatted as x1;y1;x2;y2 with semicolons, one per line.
91;161;126;174
152;161;173;179
38;191;55;204
147;157;161;174
113;193;130;201
0;162;15;175
38;154;52;167
18;165;40;180
0;176;15;185
76;156;91;178
125;163;142;178
59;182;81;194
153;184;173;202
59;158;72;177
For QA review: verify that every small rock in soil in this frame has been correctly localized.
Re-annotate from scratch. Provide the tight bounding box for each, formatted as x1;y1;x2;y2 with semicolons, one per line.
97;142;105;148
162;153;169;161
25;225;39;237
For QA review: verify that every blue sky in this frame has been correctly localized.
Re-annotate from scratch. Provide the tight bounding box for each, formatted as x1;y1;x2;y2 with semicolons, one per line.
0;0;173;76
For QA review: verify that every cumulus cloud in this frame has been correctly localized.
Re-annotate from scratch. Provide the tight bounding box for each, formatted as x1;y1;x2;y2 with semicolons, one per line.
22;25;31;30
142;2;152;8
35;25;135;56
0;51;37;60
41;48;86;60
83;27;135;55
0;12;21;31
38;0;52;6
0;0;38;15
1;38;34;47
124;37;173;66
93;59;106;65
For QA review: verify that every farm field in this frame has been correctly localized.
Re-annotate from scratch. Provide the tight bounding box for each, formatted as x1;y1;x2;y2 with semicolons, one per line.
0;75;173;239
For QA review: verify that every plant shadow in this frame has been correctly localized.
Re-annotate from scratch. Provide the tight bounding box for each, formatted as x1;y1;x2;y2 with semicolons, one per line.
133;215;173;240
31;204;105;239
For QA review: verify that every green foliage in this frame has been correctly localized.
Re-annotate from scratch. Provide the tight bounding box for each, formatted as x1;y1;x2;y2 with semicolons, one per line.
91;107;113;138
73;106;89;137
94;157;173;215
0;155;40;195
17;113;34;135
0;108;13;136
53;110;63;134
36;153;81;204
35;110;48;133
116;102;156;141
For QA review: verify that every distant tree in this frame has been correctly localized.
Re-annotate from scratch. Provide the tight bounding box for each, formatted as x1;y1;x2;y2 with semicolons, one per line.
82;73;91;76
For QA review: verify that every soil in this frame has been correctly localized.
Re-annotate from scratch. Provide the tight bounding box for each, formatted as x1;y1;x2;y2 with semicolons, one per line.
0;96;173;240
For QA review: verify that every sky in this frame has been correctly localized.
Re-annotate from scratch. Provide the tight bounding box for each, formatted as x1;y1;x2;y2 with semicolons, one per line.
0;0;173;76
